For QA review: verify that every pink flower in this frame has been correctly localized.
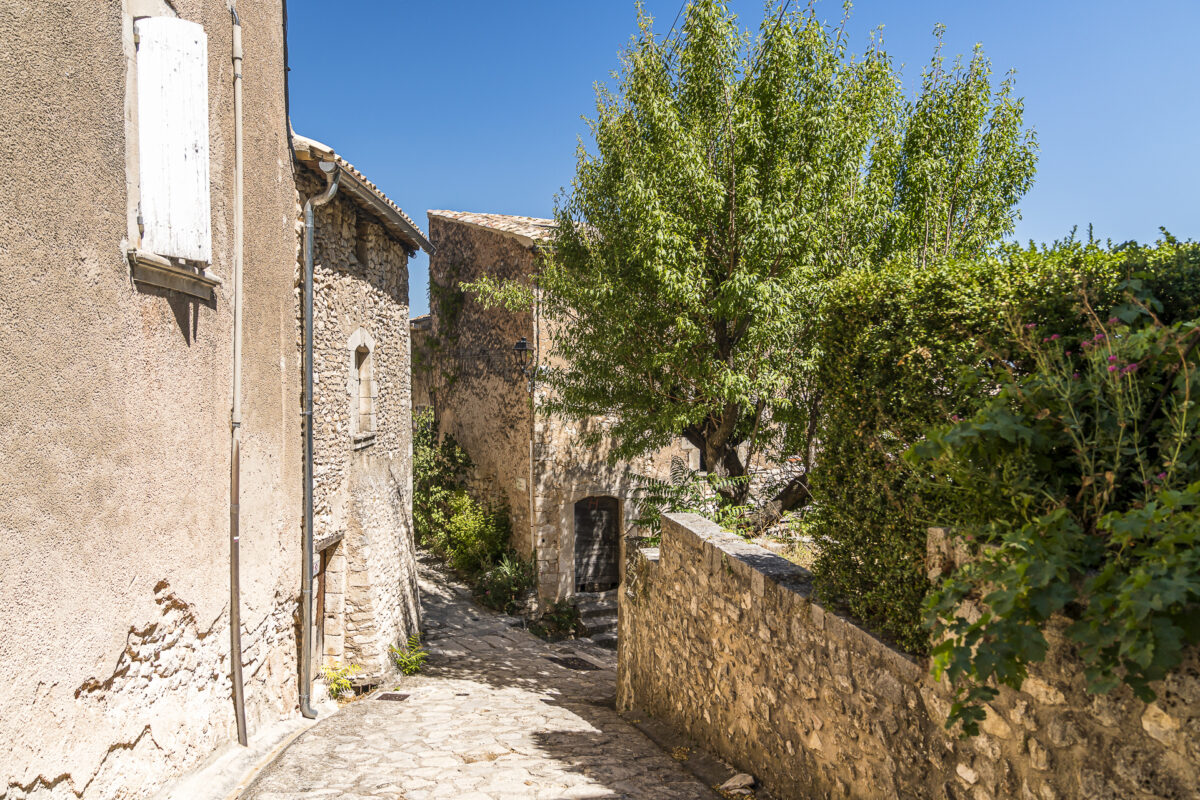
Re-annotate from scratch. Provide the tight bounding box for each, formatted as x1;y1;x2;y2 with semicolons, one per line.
1094;332;1106;341
1109;316;1119;324
1065;351;1073;356
1081;341;1091;349
1157;472;1167;480
1108;355;1118;362
1108;365;1118;372
1073;373;1081;379
1025;323;1037;329
1050;334;1061;341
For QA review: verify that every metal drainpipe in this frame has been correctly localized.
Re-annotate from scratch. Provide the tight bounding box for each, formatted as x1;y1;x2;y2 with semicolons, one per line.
228;4;248;747
300;162;340;719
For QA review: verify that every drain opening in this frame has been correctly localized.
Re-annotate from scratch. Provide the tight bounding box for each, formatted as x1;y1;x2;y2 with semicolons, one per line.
376;692;410;702
545;656;600;671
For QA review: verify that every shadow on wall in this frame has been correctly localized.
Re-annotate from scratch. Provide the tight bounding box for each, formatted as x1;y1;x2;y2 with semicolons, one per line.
136;282;212;345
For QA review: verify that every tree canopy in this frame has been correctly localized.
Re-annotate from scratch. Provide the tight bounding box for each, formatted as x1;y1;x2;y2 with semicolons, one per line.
469;0;1037;510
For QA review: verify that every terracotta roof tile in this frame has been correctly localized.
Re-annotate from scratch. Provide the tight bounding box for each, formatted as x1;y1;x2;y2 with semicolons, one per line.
427;210;557;246
293;133;432;254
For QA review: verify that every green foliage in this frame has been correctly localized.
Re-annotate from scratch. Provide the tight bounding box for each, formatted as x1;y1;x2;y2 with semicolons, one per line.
413;408;513;575
468;0;1035;511
320;661;361;700
389;634;429;676
909;280;1200;734
809;241;1125;651
530;600;583;642
810;237;1200;654
632;456;752;542
437;493;513;576
413;408;532;611
413;407;472;543
475;553;536;615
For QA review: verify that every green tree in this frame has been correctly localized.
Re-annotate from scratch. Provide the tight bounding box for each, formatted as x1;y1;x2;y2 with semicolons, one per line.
469;1;1036;511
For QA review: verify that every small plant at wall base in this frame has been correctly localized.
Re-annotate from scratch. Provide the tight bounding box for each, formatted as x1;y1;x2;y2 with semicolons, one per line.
908;286;1200;735
476;553;535;615
390;634;429;676
320;662;362;701
530;600;582;642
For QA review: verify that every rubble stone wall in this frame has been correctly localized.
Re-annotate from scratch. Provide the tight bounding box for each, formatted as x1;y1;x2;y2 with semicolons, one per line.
618;513;1200;800
300;172;420;681
427;215;697;602
427;216;535;556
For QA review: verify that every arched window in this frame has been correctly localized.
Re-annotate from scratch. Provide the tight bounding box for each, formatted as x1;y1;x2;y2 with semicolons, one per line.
347;328;376;441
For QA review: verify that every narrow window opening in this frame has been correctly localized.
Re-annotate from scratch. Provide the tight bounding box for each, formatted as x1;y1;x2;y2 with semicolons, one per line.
356;345;373;435
355;217;371;270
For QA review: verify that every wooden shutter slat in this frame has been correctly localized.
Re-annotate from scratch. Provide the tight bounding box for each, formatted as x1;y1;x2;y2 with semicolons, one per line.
135;17;211;263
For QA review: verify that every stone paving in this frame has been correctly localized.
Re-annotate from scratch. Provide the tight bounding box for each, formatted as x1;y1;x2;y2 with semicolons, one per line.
240;555;717;800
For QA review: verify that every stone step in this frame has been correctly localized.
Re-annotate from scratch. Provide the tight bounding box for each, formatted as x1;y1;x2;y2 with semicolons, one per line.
588;632;618;651
575;600;617;620
581;612;618;636
572;589;618;604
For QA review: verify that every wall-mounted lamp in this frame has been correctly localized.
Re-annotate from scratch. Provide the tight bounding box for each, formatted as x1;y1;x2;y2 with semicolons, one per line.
513;337;533;376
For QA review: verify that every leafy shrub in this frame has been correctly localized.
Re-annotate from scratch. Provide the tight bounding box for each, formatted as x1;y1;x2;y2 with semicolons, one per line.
909;286;1200;733
413;408;528;605
389;633;429;676
809;241;1129;651
633;456;752;543
475;553;535;615
413;408;472;545
530;600;582;641
319;661;361;700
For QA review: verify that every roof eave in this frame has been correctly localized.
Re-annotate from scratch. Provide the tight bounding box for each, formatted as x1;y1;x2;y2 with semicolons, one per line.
293;135;434;256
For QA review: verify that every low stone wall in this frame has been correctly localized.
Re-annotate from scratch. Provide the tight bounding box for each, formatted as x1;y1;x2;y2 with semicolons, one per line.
617;513;1200;800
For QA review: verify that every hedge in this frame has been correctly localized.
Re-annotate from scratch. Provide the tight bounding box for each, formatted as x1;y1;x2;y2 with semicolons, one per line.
808;237;1200;652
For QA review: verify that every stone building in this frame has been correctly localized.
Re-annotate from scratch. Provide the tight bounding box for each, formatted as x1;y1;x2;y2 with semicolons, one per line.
0;3;425;797
293;135;427;683
423;211;691;613
410;313;434;417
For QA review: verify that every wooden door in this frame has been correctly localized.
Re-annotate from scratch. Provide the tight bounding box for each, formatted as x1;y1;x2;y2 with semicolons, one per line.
574;496;620;592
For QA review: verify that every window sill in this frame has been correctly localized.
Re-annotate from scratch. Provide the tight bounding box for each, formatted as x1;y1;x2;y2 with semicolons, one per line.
129;249;221;302
352;432;377;450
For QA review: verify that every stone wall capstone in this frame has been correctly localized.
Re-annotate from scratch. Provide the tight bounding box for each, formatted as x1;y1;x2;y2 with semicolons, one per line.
618;513;1200;800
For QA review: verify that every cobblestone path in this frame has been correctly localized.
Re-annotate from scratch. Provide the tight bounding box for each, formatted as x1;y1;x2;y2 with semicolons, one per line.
241;555;716;800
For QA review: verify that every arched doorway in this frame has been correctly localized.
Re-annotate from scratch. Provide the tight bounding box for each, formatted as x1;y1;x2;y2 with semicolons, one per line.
574;496;620;592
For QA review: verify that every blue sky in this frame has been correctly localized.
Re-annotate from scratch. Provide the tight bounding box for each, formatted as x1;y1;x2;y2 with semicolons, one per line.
287;1;1200;316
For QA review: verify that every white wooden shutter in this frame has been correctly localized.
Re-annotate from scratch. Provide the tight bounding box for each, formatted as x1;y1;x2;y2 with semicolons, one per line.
135;17;211;263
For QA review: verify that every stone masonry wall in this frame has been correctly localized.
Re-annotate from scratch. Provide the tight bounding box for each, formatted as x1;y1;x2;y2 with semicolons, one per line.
428;214;695;602
618;513;1200;800
299;170;420;681
531;407;692;601
427;216;536;556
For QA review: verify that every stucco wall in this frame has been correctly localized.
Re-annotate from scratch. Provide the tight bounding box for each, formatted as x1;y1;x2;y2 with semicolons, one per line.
427;216;535;556
619;513;1200;800
0;2;302;798
300;171;420;681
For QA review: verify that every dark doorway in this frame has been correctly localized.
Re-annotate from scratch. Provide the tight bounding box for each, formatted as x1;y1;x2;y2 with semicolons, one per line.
574;496;620;592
